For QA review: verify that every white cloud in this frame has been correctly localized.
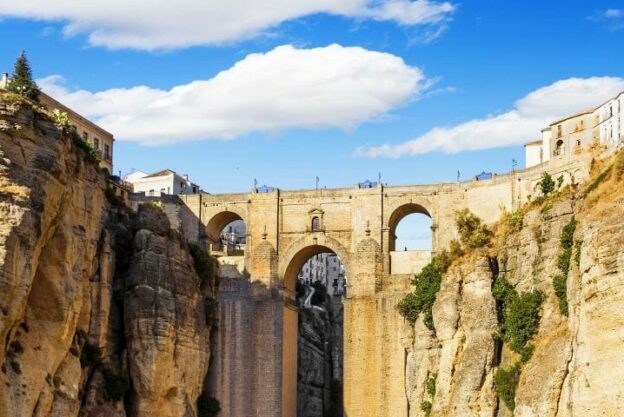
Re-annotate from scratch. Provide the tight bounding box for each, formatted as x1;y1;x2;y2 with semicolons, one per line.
357;77;624;158
604;9;623;18
39;44;425;145
0;0;454;50
589;8;624;31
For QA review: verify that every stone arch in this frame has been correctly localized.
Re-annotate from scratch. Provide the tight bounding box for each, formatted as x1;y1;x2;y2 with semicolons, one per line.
279;235;350;296
205;210;246;246
386;202;433;252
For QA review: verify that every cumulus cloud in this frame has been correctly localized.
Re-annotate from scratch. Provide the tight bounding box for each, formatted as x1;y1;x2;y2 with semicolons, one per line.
39;44;425;145
0;0;454;50
357;77;624;158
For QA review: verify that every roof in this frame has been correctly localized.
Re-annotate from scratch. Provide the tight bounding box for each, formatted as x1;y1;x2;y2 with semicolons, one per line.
524;140;542;147
549;109;594;126
144;169;176;178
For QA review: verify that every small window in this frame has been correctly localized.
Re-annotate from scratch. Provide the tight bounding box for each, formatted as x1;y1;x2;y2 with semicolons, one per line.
311;216;321;232
576;139;581;147
160;188;166;194
555;139;564;156
557;125;562;137
149;189;155;196
94;138;100;150
104;144;110;160
82;131;89;141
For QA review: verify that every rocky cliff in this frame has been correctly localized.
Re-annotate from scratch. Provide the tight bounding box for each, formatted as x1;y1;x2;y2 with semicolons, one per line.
0;98;215;417
403;153;624;417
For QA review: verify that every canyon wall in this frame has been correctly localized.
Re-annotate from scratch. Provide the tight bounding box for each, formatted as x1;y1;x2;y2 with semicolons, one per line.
403;154;624;417
0;99;214;417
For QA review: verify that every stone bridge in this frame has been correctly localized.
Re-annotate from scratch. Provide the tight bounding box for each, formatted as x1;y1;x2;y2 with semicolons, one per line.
171;158;588;417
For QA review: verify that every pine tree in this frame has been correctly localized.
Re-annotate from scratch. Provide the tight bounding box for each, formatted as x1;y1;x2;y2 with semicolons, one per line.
7;51;40;101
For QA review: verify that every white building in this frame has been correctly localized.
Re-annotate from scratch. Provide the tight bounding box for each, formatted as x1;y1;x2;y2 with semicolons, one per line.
298;253;345;297
525;90;624;168
124;169;201;196
595;91;624;149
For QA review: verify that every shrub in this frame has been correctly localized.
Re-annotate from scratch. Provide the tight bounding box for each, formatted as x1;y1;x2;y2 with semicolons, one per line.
553;219;578;316
560;219;578;250
507;210;524;232
420;400;432;416
102;368;129;402
502;290;543;354
449;239;464;260
6;51;40;101
539;172;555;195
426;373;437;397
574;240;582;268
455;209;491;249
552;274;568;316
397;256;445;330
188;242;216;287
494;364;520;411
197;392;221;417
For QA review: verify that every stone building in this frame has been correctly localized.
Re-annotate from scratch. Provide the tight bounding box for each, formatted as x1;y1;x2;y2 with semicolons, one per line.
1;72;115;174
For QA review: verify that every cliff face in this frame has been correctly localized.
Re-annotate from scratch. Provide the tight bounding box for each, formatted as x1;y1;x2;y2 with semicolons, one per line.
403;155;624;417
0;100;213;417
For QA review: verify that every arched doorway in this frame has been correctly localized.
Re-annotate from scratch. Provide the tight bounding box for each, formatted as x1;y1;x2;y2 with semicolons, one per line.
282;243;348;417
388;203;433;274
206;211;246;255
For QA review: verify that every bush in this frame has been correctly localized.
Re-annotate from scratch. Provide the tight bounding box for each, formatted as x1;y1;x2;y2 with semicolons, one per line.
494;364;520;411
553;219;578;316
455;209;491;249
560;219;578;250
197;392;221;417
552;274;568;316
502;290;543;354
189;242;216;288
397;255;446;330
426;373;437;397
493;276;543;356
539;172;555;195
102;368;129;402
506;210;524;232
420;400;432;416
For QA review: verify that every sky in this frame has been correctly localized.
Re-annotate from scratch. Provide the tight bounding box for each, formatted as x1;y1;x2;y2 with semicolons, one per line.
1;0;623;249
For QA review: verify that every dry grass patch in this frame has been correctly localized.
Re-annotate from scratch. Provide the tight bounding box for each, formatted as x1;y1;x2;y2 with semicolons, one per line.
0;183;30;199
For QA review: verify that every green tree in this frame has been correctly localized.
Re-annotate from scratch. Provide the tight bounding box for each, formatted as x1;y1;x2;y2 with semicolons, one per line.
7;51;40;101
539;172;555;195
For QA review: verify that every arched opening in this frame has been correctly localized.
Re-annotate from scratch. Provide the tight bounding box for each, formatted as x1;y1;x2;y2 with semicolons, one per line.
311;216;321;232
283;245;346;417
555;139;565;156
388;203;433;274
206;211;246;256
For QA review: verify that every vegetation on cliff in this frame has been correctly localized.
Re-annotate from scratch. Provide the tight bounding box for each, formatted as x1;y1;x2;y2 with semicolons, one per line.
6;51;40;101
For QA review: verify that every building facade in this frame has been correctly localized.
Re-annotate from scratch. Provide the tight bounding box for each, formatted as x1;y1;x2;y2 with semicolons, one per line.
1;72;115;174
525;90;624;168
124;169;201;196
298;253;346;297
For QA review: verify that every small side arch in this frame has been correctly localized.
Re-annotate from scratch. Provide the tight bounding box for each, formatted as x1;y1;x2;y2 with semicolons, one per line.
387;202;433;252
205;210;246;248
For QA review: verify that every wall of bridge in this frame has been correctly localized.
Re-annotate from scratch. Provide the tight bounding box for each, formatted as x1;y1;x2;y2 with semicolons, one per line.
170;155;592;417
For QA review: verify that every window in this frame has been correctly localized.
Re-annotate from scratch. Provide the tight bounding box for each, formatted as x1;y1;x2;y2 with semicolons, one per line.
555;139;564;156
94;138;100;150
82;131;89;141
104;144;110;160
576;139;581;147
160;188;166;194
149;189;155;196
311;216;321;232
557;125;562;137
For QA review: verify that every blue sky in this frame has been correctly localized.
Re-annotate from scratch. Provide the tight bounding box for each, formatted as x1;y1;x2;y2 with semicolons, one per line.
1;1;623;248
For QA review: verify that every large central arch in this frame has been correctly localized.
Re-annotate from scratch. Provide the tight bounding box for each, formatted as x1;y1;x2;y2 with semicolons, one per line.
387;202;433;252
279;235;350;417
